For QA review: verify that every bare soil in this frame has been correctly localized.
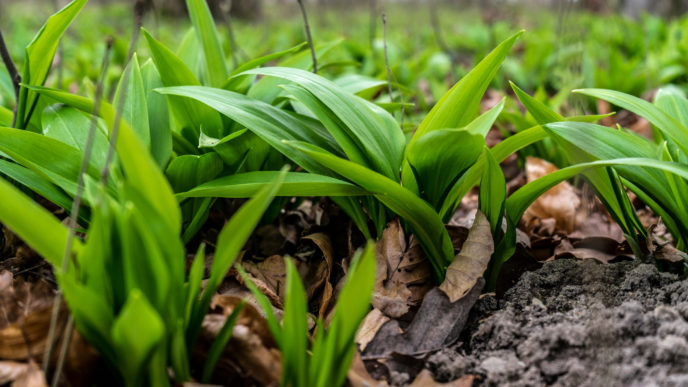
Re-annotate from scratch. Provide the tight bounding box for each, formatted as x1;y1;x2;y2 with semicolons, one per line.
427;259;688;386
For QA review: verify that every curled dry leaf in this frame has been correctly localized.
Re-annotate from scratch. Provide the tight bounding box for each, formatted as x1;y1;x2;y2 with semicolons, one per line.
347;353;389;387
301;233;334;318
373;219;432;318
523;156;581;233
439;211;493;303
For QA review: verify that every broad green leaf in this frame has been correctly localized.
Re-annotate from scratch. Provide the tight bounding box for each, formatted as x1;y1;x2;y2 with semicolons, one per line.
310;242;376;387
166;153;223;193
0;159;73;213
186;0;229;87
16;0;87;128
41;104;110;170
575;88;688;156
0;176;81;266
465;97;505;137
142;28;223;139
413;31;523;140
479;149;506;237
510;81;564;123
156;86;341;175
0;126;102;195
178;171;368;198
282;259;309;387
240;67;406;180
140;59;173;167
406;129;484;210
288;141;453;281
113;54;151;149
111;290;165;386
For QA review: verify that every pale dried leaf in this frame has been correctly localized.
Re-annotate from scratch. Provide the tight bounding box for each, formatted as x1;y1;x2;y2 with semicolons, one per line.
356;309;390;351
347;353;389;387
241;255;286;307
409;370;475;387
11;360;46;387
440;211;493;303
524;157;581;233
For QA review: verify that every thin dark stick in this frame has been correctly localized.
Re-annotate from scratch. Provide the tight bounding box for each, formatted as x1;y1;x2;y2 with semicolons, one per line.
382;13;405;130
0;29;21;127
42;37;113;377
101;0;145;184
297;0;317;73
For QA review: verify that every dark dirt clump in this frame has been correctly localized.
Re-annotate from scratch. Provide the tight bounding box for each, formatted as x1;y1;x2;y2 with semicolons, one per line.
427;258;688;386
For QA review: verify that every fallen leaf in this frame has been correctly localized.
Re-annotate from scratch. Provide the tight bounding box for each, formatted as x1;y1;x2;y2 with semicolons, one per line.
301;233;334;317
356;309;390;351
240;255;286;307
372;220;433;318
347;353;389;387
523;157;581;233
363;279;484;360
440;211;494;303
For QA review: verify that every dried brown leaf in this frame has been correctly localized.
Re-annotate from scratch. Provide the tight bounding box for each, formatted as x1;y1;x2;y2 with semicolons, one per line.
372;220;432;318
241;255;286;307
523;157;581;233
0;360;46;387
356;309;390;352
409;370;475;387
440;211;493;303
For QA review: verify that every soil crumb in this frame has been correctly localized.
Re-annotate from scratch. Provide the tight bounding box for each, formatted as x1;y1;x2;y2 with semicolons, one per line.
428;259;688;386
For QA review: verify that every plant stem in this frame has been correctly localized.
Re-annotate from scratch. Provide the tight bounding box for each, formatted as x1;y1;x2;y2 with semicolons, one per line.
297;0;317;73
0;29;21;127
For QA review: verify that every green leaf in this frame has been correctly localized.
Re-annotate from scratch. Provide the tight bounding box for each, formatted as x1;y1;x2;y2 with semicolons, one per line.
282;259;309;387
16;0;87;128
111;290;165;386
575;88;688;156
406;129;484;210
0;159;73;214
310;242;376;387
479;149;506;237
0;126;103;196
114;54;151;149
0;176;81;266
240;67;406;180
178;171;368;198
156;86;341;175
510;81;564;124
140;59;173;167
413;31;523;139
186;0;228;88
41;104;110;170
465;97;505;137
142;28;224;139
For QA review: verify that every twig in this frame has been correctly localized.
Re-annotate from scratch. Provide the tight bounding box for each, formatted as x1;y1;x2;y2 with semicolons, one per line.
42;36;113;378
0;29;21;127
382;13;405;130
297;0;317;73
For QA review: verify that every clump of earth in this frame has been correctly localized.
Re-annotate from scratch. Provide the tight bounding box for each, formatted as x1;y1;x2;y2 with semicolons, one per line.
427;258;688;386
